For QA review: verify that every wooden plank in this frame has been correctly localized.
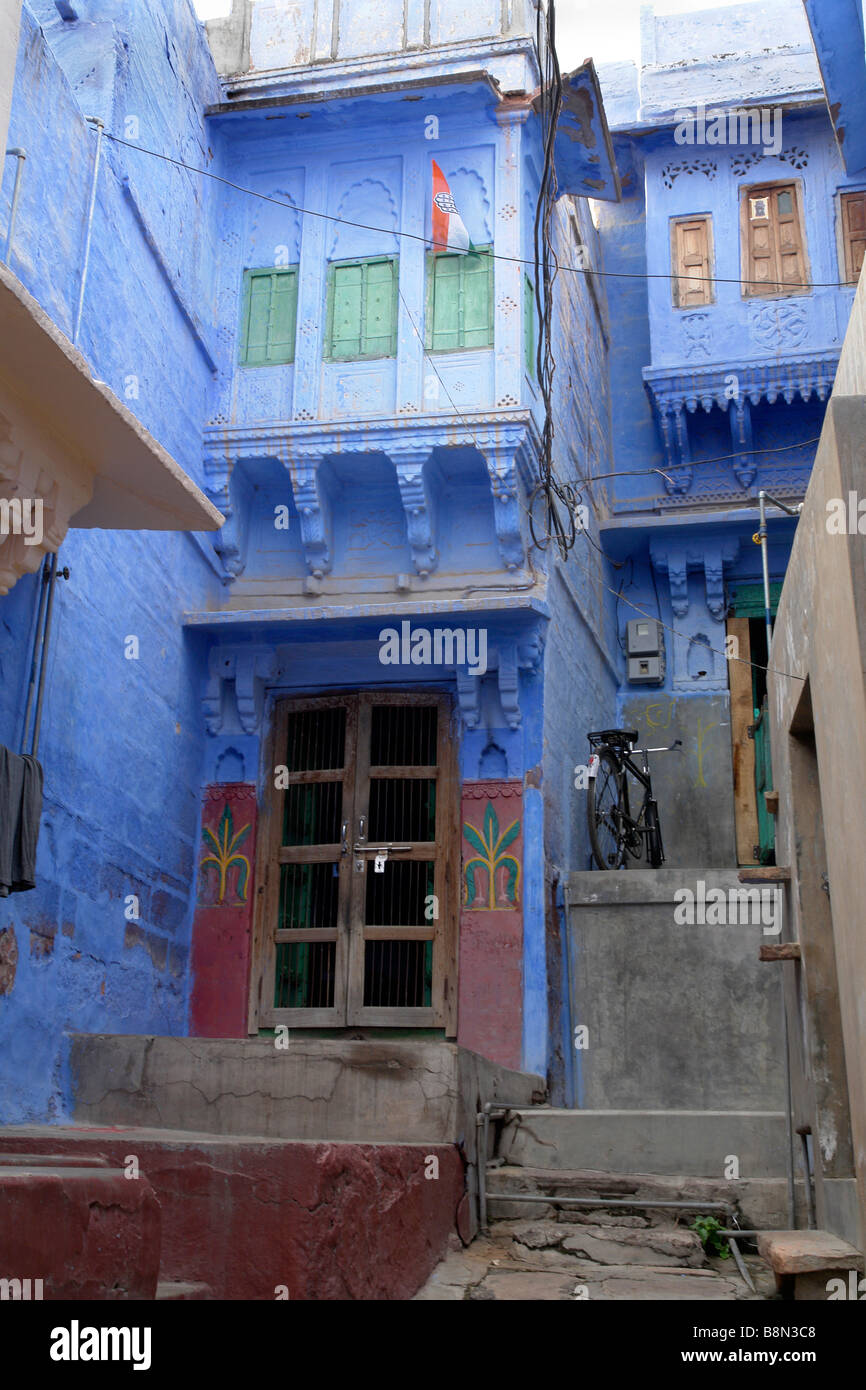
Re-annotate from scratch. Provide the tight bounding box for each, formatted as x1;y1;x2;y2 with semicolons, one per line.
439;693;460;1037
760;942;802;961
739;865;791;882
727;617;760;865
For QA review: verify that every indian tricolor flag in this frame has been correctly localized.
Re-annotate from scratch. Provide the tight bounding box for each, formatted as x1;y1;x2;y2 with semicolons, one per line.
431;160;471;254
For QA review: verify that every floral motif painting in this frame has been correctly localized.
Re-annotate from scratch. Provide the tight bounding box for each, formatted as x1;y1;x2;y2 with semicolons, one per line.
463;802;521;910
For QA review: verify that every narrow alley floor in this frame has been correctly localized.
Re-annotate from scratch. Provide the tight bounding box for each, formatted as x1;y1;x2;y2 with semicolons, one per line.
415;1213;777;1301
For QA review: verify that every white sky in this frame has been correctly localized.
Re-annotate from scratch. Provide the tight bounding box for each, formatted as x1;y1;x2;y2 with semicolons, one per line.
192;0;753;65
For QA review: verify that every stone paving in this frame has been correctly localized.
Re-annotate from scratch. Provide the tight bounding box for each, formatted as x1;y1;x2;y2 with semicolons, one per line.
415;1215;777;1301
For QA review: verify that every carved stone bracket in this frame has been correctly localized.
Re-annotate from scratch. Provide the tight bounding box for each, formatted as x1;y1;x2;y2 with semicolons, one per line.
478;429;530;571
388;445;437;576
203;646;276;735
497;643;520;730
456;668;481;730
285;448;333;577
202;449;249;578
454;628;545;731
651;537;740;621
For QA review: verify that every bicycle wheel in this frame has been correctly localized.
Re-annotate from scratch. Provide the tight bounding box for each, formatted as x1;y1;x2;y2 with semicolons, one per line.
645;798;664;868
587;747;627;869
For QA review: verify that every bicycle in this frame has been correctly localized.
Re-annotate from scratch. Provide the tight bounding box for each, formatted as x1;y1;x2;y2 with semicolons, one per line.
585;729;681;870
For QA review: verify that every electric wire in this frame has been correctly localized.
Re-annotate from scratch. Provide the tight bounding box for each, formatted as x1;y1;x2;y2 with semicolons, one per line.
97;129;853;293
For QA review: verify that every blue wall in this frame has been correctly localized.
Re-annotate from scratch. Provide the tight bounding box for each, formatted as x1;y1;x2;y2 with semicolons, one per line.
0;1;223;1122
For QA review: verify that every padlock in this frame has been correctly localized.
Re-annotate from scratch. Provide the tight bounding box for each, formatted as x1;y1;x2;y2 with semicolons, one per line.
374;852;387;873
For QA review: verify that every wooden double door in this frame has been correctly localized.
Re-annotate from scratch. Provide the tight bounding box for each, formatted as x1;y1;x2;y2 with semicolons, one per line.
251;692;458;1031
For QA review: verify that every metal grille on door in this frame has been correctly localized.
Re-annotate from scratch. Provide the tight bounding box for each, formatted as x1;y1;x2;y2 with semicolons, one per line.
254;693;457;1029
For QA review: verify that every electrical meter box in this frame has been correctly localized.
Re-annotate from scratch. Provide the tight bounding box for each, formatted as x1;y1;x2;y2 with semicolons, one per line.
626;618;665;684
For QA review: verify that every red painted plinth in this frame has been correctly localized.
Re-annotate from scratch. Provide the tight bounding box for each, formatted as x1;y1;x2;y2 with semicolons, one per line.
0;1132;464;1300
0;1164;160;1299
190;783;257;1038
457;781;524;1070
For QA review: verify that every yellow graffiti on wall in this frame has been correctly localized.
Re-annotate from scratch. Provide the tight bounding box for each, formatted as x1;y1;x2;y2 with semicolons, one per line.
694;716;718;789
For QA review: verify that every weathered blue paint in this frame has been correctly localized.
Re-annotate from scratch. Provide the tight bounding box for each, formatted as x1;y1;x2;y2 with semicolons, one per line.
3;0;860;1119
803;0;866;175
0;0;223;1123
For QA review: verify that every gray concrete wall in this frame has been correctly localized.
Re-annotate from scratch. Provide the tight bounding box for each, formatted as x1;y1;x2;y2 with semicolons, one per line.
69;1035;544;1155
565;869;786;1111
769;389;866;1253
619;694;737;869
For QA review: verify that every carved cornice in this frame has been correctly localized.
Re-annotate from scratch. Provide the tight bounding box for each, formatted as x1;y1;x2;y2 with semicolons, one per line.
643;352;838;416
643;353;836;495
202;412;542;575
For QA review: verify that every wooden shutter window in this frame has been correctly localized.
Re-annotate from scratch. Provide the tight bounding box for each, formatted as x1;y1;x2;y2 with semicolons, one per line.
326;258;398;361
425;248;493;353
671;217;713;308
841;191;866;285
741;182;807;297
240;268;298;366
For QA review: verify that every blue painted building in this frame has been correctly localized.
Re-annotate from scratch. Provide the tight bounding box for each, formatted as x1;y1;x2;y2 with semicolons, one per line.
591;0;864;869
1;0;859;1124
0;0;621;1117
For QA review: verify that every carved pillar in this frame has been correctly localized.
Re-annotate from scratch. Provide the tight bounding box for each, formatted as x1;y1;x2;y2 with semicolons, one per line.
729;397;755;487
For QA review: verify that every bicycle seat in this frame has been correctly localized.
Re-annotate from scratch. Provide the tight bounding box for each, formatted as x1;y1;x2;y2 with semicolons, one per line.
589;729;639;749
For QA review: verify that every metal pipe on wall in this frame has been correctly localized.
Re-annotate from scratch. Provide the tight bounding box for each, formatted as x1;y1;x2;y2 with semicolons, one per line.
73;117;104;345
3;147;26;266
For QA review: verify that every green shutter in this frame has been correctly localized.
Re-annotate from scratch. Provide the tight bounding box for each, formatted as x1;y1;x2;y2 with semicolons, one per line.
326;258;398;361
240;268;298;366
269;270;297;362
362;259;396;357
427;247;493;352
524;275;535;377
431;255;461;351
330;263;364;359
462;251;492;348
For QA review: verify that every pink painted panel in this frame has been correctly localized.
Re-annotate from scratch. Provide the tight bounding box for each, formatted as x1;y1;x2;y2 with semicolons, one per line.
457;780;523;1069
190;783;257;1038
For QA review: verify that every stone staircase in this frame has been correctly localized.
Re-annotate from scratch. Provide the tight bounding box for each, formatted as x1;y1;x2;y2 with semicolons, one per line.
416;1165;779;1301
0;1036;545;1300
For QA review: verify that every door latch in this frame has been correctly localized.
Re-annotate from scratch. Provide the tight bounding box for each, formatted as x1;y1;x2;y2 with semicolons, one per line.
374;851;388;874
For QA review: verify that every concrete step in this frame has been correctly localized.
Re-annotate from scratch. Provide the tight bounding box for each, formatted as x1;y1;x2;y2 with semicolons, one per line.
69;1035;544;1146
499;1107;788;1177
485;1164;805;1230
0;1160;160;1299
501;1217;707;1267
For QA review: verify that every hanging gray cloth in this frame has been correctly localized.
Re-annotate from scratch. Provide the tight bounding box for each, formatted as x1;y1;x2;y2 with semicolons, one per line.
0;745;43;896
